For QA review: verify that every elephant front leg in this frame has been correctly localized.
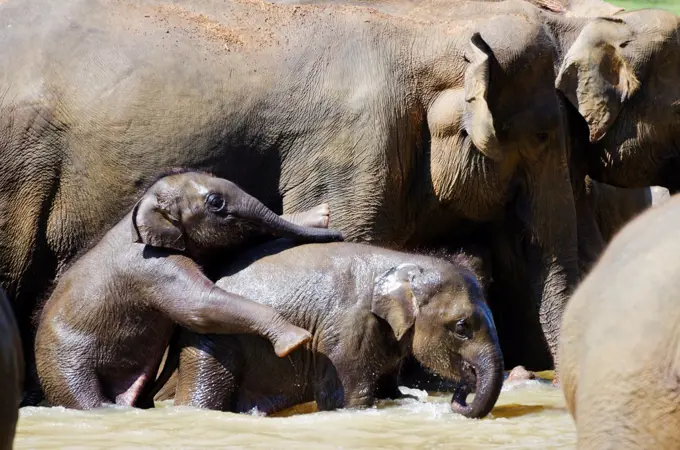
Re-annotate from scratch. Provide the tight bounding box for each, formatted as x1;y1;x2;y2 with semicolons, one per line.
375;370;403;400
153;262;311;358
39;358;109;409
313;353;379;410
174;334;243;411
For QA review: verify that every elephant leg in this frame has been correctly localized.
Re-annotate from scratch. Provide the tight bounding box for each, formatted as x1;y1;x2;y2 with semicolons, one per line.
313;353;350;411
375;369;402;400
150;263;311;358
174;334;242;411
327;358;380;409
523;148;580;364
280;203;330;229
41;361;108;409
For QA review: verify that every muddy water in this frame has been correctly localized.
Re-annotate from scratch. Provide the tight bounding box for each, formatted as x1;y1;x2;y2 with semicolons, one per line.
16;373;575;449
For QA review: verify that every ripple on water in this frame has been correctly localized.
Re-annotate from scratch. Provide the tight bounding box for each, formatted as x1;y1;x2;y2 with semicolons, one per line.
16;381;575;449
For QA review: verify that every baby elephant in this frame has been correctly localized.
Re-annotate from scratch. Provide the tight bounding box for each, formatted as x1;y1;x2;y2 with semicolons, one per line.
35;170;343;410
560;194;680;449
166;240;504;419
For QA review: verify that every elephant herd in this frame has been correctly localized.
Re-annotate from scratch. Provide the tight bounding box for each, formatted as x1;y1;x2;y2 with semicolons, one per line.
0;0;679;447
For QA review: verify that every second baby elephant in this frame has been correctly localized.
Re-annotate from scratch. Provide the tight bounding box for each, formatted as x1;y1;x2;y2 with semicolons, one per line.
162;240;504;419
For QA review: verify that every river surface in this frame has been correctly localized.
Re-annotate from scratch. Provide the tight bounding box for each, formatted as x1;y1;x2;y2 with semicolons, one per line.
15;372;575;449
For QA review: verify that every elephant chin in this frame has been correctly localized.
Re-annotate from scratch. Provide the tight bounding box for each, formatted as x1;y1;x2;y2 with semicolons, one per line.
450;355;503;419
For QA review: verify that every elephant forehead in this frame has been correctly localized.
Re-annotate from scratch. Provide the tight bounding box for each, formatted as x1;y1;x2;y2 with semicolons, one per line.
428;287;475;317
188;179;210;196
476;15;555;68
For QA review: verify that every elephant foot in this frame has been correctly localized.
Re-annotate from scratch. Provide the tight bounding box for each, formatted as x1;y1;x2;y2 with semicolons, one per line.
272;326;312;358
507;365;536;382
286;204;331;229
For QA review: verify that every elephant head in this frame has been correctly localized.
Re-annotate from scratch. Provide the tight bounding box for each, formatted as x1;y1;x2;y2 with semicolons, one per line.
371;262;504;419
556;10;680;190
131;170;343;256
427;15;565;171
425;15;578;362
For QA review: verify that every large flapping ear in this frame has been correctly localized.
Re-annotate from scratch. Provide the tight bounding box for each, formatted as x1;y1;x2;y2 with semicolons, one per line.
555;19;639;143
131;191;186;251
463;32;503;161
372;263;440;340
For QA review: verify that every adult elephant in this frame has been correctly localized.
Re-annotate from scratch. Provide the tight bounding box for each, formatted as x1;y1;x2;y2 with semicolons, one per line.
559;193;680;449
341;0;680;192
0;0;578;402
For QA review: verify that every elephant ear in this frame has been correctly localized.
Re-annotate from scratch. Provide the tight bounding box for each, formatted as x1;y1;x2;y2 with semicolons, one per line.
555;18;639;143
371;264;439;340
463;32;502;161
131;192;186;251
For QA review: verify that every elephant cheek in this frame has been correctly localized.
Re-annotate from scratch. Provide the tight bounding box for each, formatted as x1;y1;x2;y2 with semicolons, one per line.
411;332;462;381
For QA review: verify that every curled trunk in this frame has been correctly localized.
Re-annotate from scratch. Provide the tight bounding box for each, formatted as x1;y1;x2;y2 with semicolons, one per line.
450;345;504;419
237;197;344;243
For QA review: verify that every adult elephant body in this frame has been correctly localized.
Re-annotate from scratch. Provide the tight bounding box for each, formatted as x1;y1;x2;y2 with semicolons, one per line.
0;0;578;394
560;194;680;449
297;0;680;192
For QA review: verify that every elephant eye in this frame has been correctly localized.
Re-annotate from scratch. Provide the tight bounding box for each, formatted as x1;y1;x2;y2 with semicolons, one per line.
453;319;472;340
206;193;226;212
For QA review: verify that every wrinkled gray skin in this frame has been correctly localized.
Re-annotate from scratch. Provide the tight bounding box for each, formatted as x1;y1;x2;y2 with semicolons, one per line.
162;240;504;419
0;288;22;450
560;193;680;449
285;0;680;371
34;171;343;410
319;0;680;193
0;0;578;401
584;180;669;244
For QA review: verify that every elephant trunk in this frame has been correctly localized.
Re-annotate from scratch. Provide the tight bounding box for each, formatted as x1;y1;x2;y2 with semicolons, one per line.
450;344;504;419
237;196;344;243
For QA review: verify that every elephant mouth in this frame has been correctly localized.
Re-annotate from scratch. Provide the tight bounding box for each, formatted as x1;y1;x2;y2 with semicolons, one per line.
451;360;476;413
